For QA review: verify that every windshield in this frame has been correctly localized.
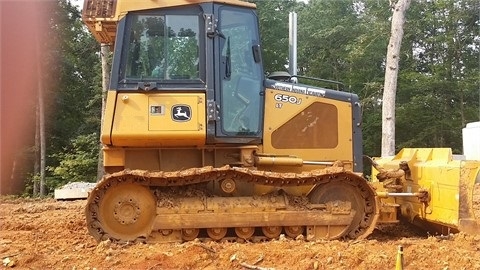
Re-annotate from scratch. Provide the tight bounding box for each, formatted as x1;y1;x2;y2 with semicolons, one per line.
125;14;200;80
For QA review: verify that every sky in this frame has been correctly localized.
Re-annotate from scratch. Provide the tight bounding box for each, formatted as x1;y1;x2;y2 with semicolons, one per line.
72;0;83;9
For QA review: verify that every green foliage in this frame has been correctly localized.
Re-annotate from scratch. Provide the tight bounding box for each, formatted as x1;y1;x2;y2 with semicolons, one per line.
46;0;101;150
168;30;199;78
251;0;300;73
25;0;103;194
127;15;199;79
23;173;40;197
395;0;479;153
48;133;100;187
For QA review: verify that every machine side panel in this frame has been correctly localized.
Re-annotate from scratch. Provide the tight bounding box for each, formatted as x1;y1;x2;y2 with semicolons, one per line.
109;92;206;147
262;86;354;171
101;90;118;145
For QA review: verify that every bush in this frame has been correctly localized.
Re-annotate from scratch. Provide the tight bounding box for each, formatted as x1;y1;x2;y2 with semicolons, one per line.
48;133;99;187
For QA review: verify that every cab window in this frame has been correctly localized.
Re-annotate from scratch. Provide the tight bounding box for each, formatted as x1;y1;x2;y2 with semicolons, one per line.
219;8;263;135
125;14;200;81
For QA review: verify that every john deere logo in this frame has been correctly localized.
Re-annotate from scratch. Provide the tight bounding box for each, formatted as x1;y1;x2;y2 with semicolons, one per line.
172;105;191;122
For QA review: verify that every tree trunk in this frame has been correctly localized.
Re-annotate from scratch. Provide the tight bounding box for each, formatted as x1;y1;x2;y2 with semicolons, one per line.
381;0;411;157
35;27;46;196
459;88;465;127
33;102;40;196
39;71;46;196
97;44;111;181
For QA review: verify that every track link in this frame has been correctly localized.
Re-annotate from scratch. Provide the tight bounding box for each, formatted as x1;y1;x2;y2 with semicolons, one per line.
86;165;379;243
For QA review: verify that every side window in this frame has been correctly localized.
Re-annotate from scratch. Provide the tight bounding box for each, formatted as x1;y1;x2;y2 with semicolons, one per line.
219;8;262;135
125;14;199;80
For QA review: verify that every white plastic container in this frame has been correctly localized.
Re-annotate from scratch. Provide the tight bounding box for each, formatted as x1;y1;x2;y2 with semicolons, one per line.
463;121;480;161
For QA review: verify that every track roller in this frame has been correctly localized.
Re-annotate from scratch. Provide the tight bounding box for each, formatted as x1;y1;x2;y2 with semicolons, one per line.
285;226;304;238
181;228;200;241
235;227;255;239
207;227;227;240
261;226;282;239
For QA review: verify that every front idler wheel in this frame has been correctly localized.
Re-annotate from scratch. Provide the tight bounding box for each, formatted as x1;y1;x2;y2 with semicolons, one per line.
97;182;156;242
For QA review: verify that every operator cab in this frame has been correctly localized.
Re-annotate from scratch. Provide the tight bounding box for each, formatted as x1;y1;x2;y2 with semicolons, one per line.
110;3;264;145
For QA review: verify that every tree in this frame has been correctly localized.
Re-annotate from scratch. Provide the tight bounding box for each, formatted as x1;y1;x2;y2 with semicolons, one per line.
252;0;300;73
21;0;103;194
97;44;111;180
0;1;54;195
381;0;411;157
44;0;102;190
50;133;99;184
36;32;47;196
395;0;479;153
297;0;360;81
33;102;40;195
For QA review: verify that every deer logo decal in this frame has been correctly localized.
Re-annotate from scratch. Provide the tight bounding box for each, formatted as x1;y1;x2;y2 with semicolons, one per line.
172;105;192;122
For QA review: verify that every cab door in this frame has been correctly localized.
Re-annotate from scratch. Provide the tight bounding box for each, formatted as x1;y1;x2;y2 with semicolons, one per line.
213;5;264;144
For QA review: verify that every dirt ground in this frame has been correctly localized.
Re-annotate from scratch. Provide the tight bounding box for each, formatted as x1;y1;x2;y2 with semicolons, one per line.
1;197;480;270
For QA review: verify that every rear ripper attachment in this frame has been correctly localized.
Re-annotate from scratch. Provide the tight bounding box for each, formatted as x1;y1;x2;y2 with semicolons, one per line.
86;166;379;243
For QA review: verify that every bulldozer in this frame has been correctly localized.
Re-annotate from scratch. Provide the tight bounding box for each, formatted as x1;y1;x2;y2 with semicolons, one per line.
82;0;479;243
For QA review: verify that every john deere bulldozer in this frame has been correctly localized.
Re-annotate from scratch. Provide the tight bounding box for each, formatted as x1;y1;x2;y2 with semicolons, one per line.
82;0;479;243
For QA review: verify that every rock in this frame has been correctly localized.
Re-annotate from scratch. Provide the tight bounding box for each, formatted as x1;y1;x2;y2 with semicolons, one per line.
2;257;16;267
0;239;13;245
306;234;315;241
95;239;112;253
54;182;97;200
105;248;114;256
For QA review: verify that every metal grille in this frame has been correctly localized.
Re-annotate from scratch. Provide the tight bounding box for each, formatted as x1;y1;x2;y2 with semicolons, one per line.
82;0;116;18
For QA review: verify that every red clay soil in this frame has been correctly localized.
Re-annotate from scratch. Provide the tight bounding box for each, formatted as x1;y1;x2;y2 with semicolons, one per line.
1;197;479;270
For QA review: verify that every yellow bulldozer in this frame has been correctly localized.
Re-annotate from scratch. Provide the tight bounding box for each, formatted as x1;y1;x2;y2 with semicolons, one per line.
82;0;479;243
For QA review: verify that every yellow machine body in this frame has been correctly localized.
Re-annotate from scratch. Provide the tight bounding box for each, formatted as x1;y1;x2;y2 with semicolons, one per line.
101;87;358;178
101;92;206;147
262;88;355;170
372;148;480;234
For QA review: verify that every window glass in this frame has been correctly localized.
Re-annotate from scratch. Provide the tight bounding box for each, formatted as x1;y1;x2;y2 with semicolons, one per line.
219;8;262;135
125;15;199;80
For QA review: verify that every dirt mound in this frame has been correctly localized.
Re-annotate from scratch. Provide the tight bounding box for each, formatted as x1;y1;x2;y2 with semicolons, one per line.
1;197;480;269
